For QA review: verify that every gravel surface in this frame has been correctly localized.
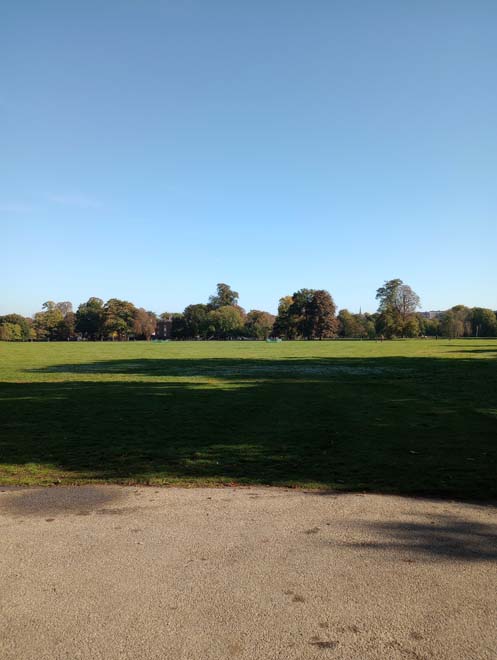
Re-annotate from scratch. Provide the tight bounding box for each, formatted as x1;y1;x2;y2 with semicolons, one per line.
1;486;496;659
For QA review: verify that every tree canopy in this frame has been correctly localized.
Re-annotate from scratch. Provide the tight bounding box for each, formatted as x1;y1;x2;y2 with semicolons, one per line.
375;279;421;337
208;283;239;310
2;280;495;341
274;289;338;339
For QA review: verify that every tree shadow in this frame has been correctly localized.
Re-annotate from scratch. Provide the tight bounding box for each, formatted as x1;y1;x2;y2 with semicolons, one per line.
26;356;411;378
340;512;497;562
1;355;496;499
447;348;497;355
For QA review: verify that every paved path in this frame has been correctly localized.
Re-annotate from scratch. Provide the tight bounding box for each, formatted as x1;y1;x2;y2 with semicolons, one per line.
1;486;496;659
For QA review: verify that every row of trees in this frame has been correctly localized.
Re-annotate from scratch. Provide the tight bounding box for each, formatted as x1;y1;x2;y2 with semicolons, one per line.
173;286;339;341
436;305;497;339
1;280;496;341
337;279;497;339
336;306;497;339
0;299;158;342
168;283;274;340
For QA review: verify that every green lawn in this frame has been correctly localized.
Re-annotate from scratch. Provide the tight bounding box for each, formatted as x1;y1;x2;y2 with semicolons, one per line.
0;339;496;498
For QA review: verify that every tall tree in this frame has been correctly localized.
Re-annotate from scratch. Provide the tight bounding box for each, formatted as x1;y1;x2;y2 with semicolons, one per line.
181;304;210;338
287;289;316;338
441;310;464;338
133;309;157;340
76;297;106;340
286;289;337;339
305;290;338;339
104;299;137;340
55;301;73;316
55;311;77;340
33;301;65;340
273;296;297;339
275;289;337;339
375;279;420;337
208;283;239;309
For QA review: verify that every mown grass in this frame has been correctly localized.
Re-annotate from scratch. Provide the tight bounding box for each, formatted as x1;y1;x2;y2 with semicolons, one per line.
0;339;496;499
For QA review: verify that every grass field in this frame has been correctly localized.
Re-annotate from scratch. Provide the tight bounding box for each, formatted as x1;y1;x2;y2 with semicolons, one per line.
1;339;496;498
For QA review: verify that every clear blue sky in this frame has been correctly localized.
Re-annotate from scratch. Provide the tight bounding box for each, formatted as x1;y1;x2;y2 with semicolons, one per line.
2;1;496;316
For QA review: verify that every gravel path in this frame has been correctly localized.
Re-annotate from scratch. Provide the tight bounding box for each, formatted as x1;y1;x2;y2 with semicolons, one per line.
1;486;496;659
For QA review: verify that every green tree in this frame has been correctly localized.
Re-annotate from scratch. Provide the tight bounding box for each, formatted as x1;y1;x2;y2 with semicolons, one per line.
273;296;297;339
424;317;441;336
305;290;338;339
0;322;23;341
375;310;396;339
0;314;31;340
440;305;471;338
245;310;275;339
275;289;337;339
287;289;316;338
441;311;462;338
338;309;362;338
104;299;137;340
207;305;245;338
54;311;77;340
76;297;106;340
181;304;210;338
375;279;420;337
362;313;377;339
417;314;440;337
403;315;420;338
33;301;65;340
208;283;239;310
55;301;73;317
471;308;497;337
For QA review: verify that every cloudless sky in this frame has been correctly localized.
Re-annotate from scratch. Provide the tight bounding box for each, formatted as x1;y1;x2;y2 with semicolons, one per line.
2;1;497;316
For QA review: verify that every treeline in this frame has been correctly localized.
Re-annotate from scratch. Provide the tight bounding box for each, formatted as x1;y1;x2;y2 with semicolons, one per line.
1;280;496;342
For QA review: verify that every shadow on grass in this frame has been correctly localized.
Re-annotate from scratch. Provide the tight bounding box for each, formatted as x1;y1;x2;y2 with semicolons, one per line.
26;356;407;378
447;348;497;355
1;356;496;499
23;352;497;379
